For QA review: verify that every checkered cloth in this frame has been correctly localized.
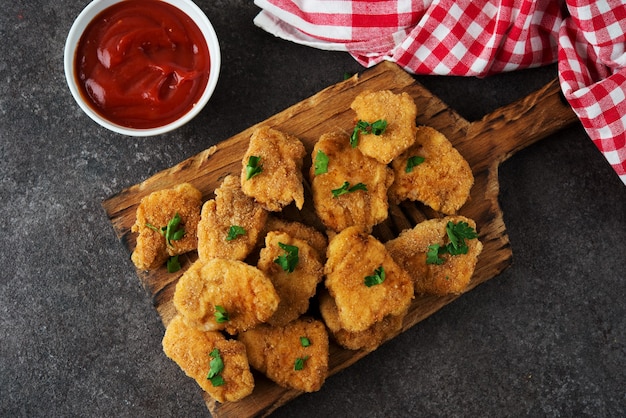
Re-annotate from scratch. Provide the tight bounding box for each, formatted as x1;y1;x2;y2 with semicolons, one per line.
254;0;626;184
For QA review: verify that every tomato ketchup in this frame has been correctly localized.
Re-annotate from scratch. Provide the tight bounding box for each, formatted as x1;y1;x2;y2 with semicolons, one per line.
74;0;211;129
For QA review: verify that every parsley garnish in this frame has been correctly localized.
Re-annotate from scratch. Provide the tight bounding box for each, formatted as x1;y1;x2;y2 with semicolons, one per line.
294;355;310;371
314;149;329;175
331;181;367;198
274;242;299;273
207;348;225;387
245;155;263;180
364;266;386;287
405;155;425;173
166;255;181;273
426;221;479;265
300;336;311;347
146;212;185;248
226;225;246;241
350;119;388;147
214;305;229;323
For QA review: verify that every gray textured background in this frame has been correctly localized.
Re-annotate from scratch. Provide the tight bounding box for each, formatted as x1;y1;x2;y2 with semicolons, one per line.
1;1;624;417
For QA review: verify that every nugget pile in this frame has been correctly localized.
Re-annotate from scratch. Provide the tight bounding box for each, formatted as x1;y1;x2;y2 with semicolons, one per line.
130;90;483;403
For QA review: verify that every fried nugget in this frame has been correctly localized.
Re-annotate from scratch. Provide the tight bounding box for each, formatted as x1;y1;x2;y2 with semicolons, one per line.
310;131;394;232
264;217;328;259
350;90;418;164
173;259;279;335
131;183;202;270
162;315;254;403
324;226;414;332
318;290;405;352
385;216;483;295
197;175;268;262
388;126;474;215
240;126;306;211
257;231;324;326
238;318;328;392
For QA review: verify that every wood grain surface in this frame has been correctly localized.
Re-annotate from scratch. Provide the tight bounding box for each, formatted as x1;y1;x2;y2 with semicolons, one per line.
102;62;579;417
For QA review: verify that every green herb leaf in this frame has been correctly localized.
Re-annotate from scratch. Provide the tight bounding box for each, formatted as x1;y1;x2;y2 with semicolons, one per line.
226;225;246;241
405;155;425;173
245;155;263;180
294;355;310;371
207;348;225;387
314;150;329;175
166;255;181;273
300;336;311;347
146;213;185;248
426;243;446;265
331;181;367;198
214;305;229;323
445;221;478;256
364;266;386;287
350;119;388;148
370;119;388;135
274;242;299;273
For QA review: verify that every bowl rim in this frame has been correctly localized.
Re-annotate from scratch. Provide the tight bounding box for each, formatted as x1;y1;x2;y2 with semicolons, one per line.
63;0;221;137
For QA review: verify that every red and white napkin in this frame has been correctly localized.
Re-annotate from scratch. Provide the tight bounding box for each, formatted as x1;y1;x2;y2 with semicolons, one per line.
254;0;626;185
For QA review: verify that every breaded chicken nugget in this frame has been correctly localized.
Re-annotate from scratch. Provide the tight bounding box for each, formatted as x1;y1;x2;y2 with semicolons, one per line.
310;131;394;232
350;90;418;164
173;259;279;335
238;317;328;392
385;216;483;295
197;175;268;262
318;290;406;352
324;226;414;332
264;217;328;259
240;126;306;211
257;231;324;326
389;126;474;215
131;183;202;270
162;315;254;403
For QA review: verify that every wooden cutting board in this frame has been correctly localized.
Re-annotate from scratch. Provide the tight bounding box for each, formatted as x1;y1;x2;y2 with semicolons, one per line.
103;61;578;417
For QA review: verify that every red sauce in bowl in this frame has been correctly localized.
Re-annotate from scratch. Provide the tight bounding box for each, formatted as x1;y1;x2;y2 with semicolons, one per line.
74;0;211;129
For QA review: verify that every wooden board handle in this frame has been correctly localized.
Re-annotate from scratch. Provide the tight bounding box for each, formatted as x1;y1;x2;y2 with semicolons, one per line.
458;78;579;172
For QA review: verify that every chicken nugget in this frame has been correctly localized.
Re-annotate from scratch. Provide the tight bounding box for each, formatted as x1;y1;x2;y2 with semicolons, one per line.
162;315;254;403
318;290;405;352
238;317;328;392
264;217;328;259
240;126;306;211
350;90;418;164
173;259;279;335
310;131;394;232
131;183;202;270
389;126;474;214
197;175;268;262
385;216;483;295
257;231;324;326
324;226;414;332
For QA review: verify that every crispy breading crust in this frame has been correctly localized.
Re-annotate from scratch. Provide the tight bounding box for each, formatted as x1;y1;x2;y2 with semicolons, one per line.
240;126;306;211
263;217;328;259
162;316;254;403
385;216;483;295
350;89;418;164
131;183;203;270
173;259;279;335
324;226;414;332
318;290;406;352
257;231;324;326
238;318;328;392
389;126;474;214
310;131;394;232
197;175;268;262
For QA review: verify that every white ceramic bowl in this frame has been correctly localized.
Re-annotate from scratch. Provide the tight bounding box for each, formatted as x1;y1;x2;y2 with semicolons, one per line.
64;0;220;136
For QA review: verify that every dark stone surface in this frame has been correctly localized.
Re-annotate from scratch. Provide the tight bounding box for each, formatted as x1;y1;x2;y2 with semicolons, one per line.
1;1;624;417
